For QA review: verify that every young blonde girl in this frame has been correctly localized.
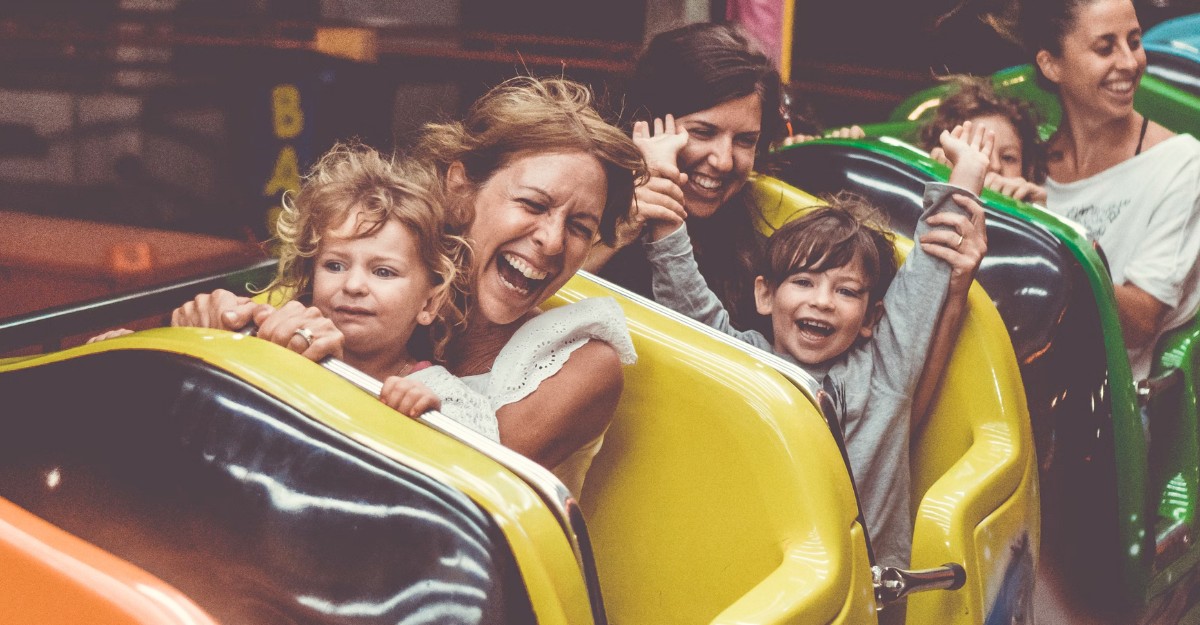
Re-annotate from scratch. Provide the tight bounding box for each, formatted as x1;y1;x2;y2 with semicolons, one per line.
261;141;470;418
95;142;473;423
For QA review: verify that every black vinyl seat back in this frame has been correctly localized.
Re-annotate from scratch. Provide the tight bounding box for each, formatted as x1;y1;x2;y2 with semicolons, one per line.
770;143;1133;615
0;349;535;625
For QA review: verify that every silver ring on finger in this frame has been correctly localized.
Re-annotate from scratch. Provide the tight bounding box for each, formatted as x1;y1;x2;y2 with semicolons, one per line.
954;233;965;249
293;327;314;348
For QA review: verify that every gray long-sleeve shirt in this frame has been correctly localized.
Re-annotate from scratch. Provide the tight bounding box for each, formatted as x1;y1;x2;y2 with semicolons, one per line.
646;182;973;569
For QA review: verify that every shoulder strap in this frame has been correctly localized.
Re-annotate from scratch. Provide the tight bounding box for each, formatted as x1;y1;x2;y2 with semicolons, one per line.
1135;114;1150;156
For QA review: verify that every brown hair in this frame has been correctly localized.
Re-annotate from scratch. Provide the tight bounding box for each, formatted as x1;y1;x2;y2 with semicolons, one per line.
627;22;787;159
627;23;785;332
266;141;469;360
762;193;898;308
918;75;1046;182
414;76;646;247
982;0;1106;91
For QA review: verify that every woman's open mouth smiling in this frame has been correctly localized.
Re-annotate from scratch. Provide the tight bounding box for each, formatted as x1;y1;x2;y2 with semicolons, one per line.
497;252;551;296
687;172;727;196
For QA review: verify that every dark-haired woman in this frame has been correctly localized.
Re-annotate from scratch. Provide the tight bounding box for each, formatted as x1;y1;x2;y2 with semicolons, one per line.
1016;0;1200;381
585;22;787;335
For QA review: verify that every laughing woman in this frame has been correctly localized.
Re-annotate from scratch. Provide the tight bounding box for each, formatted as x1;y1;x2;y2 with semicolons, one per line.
171;77;646;496
1015;0;1200;381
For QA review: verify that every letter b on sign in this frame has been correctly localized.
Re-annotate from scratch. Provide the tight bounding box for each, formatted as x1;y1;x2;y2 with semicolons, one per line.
272;84;304;139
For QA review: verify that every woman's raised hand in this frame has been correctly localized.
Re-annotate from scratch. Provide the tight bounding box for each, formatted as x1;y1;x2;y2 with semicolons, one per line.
921;193;988;298
633;115;689;184
626;117;690;243
251;300;344;362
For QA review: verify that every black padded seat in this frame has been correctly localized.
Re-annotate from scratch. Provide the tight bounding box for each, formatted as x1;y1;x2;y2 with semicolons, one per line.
0;350;534;625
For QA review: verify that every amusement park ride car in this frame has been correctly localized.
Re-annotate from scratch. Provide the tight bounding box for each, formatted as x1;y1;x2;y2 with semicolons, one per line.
1;48;1198;623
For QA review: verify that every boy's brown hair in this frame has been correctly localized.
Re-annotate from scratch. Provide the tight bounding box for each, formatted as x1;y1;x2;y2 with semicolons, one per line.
761;192;898;308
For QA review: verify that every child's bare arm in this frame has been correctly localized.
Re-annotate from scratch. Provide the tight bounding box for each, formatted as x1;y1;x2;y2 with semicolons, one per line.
381;375;442;417
939;121;994;196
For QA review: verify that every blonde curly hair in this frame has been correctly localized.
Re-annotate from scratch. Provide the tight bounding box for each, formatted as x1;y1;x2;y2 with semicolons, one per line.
265;141;469;361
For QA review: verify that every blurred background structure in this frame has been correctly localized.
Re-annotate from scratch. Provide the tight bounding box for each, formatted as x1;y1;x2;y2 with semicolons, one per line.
0;0;1196;322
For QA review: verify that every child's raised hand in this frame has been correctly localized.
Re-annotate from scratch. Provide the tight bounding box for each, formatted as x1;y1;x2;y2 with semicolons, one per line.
381;375;441;417
633;116;689;185
920;194;988;299
939;121;994;196
252;300;344;362
635;175;688;243
611;172;688;249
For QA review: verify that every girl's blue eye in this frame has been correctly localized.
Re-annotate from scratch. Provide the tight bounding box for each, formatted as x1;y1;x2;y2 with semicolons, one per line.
323;260;345;272
373;267;397;278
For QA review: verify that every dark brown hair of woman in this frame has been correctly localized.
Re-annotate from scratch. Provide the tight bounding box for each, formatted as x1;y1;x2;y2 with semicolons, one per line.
625;22;787;332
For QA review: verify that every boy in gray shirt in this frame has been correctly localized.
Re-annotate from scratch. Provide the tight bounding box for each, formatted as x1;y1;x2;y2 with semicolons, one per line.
640;122;993;569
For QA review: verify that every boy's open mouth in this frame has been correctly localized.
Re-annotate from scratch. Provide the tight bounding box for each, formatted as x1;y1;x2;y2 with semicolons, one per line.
796;319;835;338
497;252;549;295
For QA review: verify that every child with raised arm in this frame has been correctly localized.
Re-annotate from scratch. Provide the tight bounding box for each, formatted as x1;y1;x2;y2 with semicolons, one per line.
638;120;993;570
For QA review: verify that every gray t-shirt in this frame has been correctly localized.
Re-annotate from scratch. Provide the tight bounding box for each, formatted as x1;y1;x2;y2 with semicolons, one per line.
645;182;972;569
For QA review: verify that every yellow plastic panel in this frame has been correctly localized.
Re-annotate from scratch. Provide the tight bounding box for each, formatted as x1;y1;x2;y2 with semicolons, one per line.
4;331;593;625
907;284;1039;625
555;277;876;625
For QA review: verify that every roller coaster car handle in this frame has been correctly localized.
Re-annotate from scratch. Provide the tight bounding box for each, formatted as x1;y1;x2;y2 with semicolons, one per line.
1137;367;1182;406
872;563;966;606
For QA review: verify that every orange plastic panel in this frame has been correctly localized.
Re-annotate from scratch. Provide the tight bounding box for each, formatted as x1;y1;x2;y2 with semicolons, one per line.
0;497;219;625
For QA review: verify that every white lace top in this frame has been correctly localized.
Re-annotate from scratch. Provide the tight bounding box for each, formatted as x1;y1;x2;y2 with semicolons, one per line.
409;297;637;496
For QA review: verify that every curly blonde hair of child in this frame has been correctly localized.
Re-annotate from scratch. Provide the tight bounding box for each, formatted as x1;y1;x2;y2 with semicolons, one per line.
414;75;647;247
266;141;470;361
